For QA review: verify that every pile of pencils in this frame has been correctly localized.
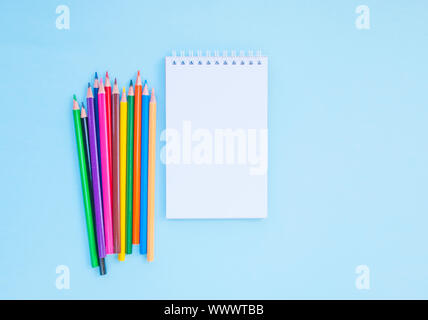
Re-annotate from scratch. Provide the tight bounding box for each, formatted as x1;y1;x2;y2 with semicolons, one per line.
72;71;156;275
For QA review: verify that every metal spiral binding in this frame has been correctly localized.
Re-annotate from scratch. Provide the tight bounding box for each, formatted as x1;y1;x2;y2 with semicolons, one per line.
170;50;264;66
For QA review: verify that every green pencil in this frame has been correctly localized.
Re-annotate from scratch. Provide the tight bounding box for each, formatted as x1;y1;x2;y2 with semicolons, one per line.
73;95;99;267
125;82;135;254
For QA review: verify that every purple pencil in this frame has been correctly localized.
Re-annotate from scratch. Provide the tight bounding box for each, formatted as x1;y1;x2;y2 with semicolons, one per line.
87;83;107;275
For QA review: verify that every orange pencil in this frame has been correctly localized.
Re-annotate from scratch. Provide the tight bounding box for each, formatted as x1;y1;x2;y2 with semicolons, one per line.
147;88;156;262
132;71;142;244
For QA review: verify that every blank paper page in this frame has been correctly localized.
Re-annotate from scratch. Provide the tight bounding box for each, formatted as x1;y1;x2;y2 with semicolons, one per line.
165;54;268;219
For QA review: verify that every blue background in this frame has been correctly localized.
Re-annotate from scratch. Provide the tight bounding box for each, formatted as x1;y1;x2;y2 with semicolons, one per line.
1;0;427;299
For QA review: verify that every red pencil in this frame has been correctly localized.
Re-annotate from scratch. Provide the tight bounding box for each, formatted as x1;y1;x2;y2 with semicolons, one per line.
132;71;142;244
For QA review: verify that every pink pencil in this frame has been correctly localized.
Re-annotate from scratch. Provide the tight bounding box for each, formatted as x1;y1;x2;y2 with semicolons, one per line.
98;78;114;254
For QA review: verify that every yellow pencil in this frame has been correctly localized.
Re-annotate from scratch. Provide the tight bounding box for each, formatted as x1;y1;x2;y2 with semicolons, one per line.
118;87;128;261
147;88;156;262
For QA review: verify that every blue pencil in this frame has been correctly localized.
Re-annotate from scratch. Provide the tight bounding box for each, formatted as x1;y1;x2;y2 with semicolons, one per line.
140;81;149;254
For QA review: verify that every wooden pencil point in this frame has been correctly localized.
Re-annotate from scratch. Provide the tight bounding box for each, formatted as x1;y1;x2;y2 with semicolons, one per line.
113;80;119;94
143;83;149;95
121;88;127;102
87;85;94;98
73;98;79;110
99;78;105;93
80;104;87;118
136;72;142;86
105;75;111;87
128;84;134;96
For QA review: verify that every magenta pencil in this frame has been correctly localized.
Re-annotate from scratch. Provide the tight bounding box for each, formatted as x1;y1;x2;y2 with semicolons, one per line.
98;78;114;254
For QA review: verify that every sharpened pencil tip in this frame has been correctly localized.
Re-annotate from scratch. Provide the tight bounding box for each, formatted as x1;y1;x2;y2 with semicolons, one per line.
143;83;149;95
114;78;117;85
95;72;98;79
98;78;105;93
80;103;87;118
136;71;142;86
72;98;79;110
112;79;119;94
73;94;77;100
88;82;91;88
121;87;127;102
130;80;133;86
106;71;109;78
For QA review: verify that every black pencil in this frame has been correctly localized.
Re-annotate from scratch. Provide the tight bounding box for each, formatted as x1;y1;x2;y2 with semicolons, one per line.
81;103;105;274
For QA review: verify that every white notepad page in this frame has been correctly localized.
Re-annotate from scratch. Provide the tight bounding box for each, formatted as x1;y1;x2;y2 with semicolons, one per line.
165;53;268;219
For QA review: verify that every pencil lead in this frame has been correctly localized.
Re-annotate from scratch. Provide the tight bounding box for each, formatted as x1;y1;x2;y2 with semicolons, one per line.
114;78;117;85
138;70;140;76
88;82;91;88
130;80;133;86
106;71;109;78
73;94;77;100
95;72;98;79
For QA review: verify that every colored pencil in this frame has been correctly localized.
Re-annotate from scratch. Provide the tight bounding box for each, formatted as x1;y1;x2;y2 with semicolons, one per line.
132;71;142;244
118;87;128;261
86;85;107;275
98;78;114;254
111;79;121;253
93;73;102;183
140;81;149;254
105;72;113;198
72;96;99;268
147;88;156;262
80;105;93;191
126;81;135;254
80;104;96;223
80;104;99;249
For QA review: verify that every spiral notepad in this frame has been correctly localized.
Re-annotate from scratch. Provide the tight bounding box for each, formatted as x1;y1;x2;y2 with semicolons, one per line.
165;50;268;219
